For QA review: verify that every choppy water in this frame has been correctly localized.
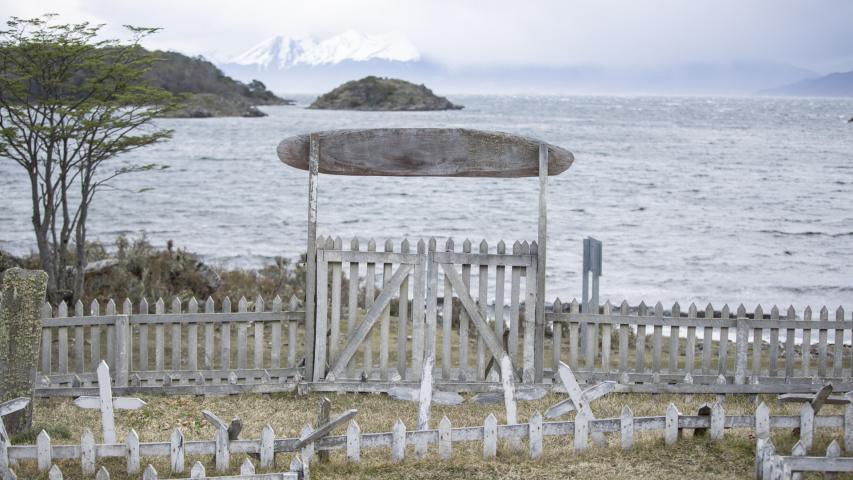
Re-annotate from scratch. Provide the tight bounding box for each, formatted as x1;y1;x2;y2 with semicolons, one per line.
1;95;852;310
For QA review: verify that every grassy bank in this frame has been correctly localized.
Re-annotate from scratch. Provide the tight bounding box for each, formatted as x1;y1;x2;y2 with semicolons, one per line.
11;393;844;479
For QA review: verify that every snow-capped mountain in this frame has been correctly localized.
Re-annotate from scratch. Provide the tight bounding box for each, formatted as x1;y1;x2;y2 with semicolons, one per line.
216;30;819;96
219;30;432;93
228;30;420;69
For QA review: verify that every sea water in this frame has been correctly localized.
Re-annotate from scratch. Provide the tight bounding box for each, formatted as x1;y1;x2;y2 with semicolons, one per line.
1;94;851;309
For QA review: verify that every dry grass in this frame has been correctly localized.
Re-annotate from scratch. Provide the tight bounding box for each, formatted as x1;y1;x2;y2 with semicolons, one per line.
11;393;852;479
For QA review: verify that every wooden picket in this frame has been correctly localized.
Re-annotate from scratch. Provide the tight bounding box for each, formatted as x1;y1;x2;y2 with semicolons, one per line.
550;301;852;391
29;236;852;396
37;295;305;392
3;401;852;479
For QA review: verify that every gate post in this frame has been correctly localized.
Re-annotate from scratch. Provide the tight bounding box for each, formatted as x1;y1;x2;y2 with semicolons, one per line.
535;144;548;383
304;134;320;382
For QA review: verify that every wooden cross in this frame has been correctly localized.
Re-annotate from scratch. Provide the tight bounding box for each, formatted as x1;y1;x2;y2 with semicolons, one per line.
546;362;616;445
73;361;146;444
777;384;841;414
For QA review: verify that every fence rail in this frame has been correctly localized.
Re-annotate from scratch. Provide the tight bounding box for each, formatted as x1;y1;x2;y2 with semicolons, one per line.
19;235;852;395
549;300;852;390
36;295;306;391
2;401;850;479
756;438;853;479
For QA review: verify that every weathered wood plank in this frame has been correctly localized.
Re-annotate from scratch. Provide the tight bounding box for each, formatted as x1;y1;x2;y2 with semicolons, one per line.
364;240;376;376
346;420;360;462
443;265;515;375
734;305;748;385
702;304;713;375
380;241;393;380
293;411;358;450
410;240;426;381
769;306;780;377
508;240;524;362
277;129;574;177
669;303;681;373
397;239;410;379
665;403;679;446
438;416;452;460
523;242;537;383
392;419;406;462
424;239;438;385
552;299;563;376
74;302;84;373
37;430;50;471
260;425;274;469
170;428;184;474
620;406;633;450
328;264;412;379
254;296;265;369
753;305;764;377
483;414;496;458
441;239;454;380
636;302;648;373
221;297;232;371
172;316;182;372
459;240;472;380
618;300;628;372
204;298;215;370
686;303;697;375
81;428;96;475
126;429;140;474
652;302;663;373
187;298;198;372
785;306;796;380
58;325;68;374
800;402;814;450
237;298;249;370
314;251;329;381
718;305;730;375
834;307;845;378
304;134;319;382
601;300;612;372
477;240;489;380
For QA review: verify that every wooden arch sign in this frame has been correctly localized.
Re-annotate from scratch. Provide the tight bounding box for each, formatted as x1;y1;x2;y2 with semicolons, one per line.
278;128;575;382
277;128;574;177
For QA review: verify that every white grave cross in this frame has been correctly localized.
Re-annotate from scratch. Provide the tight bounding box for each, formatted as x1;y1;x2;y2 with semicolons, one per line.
73;361;146;443
546;362;616;445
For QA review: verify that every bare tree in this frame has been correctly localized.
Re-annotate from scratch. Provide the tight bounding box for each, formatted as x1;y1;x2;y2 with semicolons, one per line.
0;14;174;302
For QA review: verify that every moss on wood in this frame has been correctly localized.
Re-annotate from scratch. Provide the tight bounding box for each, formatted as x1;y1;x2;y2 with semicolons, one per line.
0;268;48;435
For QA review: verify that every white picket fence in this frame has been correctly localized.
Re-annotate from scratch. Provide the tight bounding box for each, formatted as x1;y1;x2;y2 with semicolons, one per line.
3;400;853;479
34;458;302;480
36;295;305;394
756;437;853;479
550;301;853;389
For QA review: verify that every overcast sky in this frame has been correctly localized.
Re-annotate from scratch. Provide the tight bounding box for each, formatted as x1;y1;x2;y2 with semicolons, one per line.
4;0;853;73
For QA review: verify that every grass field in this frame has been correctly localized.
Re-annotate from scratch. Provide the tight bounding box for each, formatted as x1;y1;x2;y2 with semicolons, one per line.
11;392;851;479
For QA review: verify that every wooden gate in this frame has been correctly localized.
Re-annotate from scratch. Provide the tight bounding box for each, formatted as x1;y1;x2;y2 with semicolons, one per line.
311;236;541;385
312;237;426;381
427;239;540;383
278;128;575;385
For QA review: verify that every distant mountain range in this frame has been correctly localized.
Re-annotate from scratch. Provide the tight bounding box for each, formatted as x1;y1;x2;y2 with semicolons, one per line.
762;70;853;97
216;30;848;96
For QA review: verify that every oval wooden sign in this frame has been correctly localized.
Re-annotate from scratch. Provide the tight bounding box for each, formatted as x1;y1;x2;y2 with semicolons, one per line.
277;128;574;177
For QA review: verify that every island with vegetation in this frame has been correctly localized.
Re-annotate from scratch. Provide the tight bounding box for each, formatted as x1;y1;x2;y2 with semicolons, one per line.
149;51;294;118
309;76;463;111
